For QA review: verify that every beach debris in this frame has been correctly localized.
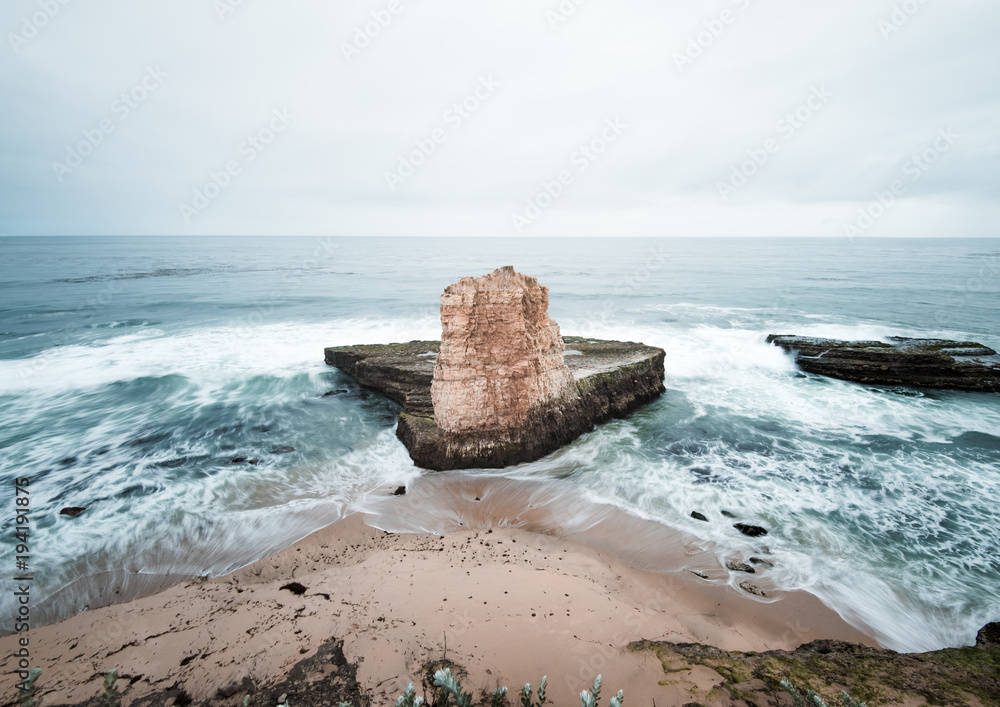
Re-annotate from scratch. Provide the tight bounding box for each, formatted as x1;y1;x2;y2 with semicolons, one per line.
60;507;87;517
739;581;766;597
281;582;307;596
734;523;768;537
691;511;708;522
688;569;710;580
726;560;756;574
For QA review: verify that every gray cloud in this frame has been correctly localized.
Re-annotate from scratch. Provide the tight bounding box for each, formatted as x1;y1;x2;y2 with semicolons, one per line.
1;0;998;237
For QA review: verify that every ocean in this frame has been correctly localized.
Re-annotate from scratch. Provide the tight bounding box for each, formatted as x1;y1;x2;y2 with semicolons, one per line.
1;236;998;652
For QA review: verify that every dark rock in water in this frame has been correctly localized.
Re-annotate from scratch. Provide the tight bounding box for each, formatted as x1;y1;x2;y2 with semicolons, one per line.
392;486;406;496
739;581;766;597
691;511;709;522
322;389;349;397
720;510;736;518
326;336;665;470
59;456;78;466
271;446;296;454
749;556;774;567
726;560;756;574
230;457;247;464
734;523;768;537
977;622;1000;647
767;335;1000;392
281;582;307;596
60;507;86;518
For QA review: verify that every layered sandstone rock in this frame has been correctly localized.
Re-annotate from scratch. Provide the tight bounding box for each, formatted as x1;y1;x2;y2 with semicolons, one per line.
325;267;666;470
431;266;578;434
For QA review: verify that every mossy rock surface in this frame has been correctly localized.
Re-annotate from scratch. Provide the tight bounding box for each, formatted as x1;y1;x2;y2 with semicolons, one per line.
631;625;1000;707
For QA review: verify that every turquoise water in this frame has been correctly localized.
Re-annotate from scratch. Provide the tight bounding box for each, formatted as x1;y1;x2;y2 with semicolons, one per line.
1;236;998;651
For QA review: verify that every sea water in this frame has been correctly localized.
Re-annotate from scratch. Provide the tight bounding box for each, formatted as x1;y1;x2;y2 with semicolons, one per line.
0;236;998;652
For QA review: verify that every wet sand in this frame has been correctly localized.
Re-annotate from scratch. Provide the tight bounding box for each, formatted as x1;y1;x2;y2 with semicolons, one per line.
1;476;876;706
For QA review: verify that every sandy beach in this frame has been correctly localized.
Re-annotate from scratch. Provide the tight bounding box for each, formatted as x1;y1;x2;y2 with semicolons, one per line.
1;475;877;707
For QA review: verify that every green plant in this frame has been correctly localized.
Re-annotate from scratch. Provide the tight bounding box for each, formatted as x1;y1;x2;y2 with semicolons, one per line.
103;670;121;707
395;683;425;707
580;675;623;707
491;686;507;707
19;667;41;707
434;668;473;707
519;676;545;707
780;679;867;707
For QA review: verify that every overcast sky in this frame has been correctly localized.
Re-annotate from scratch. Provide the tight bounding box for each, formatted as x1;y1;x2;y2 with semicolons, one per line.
1;0;998;237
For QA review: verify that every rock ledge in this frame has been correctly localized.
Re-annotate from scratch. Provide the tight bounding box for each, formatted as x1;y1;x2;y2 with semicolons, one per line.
325;337;665;470
768;334;1000;392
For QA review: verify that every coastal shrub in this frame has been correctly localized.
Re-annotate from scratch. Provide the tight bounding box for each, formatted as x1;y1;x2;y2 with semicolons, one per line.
780;679;867;707
396;683;425;707
414;670;620;707
19;667;41;707
103;670;121;707
434;669;474;707
519;676;545;707
490;686;507;707
579;675;623;707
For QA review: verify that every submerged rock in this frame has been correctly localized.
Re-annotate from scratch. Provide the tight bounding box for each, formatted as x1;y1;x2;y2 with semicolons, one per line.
726;560;756;574
59;507;86;518
734;523;768;537
767;335;1000;392
325;267;665;470
691;511;709;522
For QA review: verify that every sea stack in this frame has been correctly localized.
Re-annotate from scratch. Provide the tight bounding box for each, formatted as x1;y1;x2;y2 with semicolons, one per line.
432;266;578;435
325;267;666;470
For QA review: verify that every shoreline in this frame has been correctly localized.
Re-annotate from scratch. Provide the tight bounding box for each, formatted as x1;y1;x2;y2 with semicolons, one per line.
1;476;877;707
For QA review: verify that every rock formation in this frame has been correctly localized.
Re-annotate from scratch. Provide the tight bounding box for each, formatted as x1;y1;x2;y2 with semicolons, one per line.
325;267;666;470
431;266;578;435
767;335;999;392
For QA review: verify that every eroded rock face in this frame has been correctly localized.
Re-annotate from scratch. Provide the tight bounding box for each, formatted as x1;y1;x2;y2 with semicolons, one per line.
431;266;578;435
